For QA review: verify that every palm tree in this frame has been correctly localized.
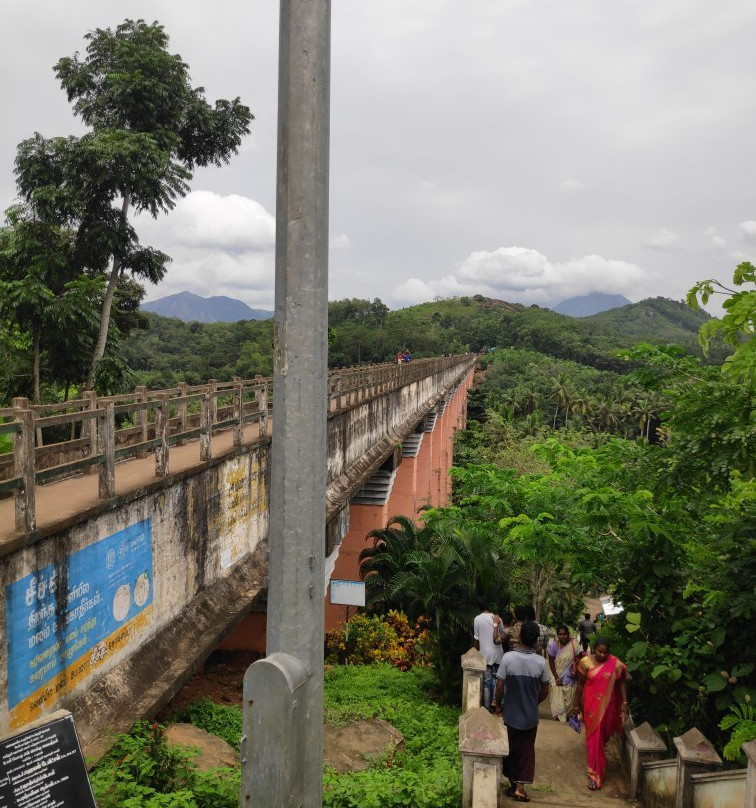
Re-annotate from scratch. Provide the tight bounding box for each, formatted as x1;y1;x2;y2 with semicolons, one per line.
358;515;429;613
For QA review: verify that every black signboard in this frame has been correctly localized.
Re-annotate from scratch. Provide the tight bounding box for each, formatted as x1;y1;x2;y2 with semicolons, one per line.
0;713;96;808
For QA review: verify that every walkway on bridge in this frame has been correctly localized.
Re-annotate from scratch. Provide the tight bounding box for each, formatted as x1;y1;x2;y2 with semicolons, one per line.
0;421;265;549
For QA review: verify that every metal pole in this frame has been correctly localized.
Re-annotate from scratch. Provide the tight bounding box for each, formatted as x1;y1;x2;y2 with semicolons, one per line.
243;2;330;806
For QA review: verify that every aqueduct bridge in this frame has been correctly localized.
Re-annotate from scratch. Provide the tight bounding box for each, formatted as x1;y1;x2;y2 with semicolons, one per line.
0;355;475;755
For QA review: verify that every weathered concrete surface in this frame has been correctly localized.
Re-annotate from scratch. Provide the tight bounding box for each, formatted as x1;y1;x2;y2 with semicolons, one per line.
0;358;475;756
0;442;270;753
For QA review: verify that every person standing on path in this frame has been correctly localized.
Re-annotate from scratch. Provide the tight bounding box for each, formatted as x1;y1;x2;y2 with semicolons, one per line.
572;637;629;791
577;612;596;653
493;620;550;802
474;597;504;712
547;624;580;721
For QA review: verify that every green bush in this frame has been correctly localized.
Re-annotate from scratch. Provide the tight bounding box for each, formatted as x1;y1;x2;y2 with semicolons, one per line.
90;720;239;808
174;698;243;748
91;665;460;807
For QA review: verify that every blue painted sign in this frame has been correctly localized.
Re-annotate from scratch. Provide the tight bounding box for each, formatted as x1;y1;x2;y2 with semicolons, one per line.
5;520;153;727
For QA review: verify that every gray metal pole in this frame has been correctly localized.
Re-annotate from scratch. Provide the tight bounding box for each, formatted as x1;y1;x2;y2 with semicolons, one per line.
242;2;330;807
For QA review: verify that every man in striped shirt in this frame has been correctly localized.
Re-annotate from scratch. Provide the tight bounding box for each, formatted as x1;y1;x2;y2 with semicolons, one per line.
493;620;550;802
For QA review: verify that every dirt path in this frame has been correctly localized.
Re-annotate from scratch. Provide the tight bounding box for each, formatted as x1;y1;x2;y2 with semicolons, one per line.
524;703;637;807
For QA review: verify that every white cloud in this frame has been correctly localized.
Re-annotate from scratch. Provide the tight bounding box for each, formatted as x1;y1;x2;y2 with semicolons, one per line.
330;233;353;251
705;225;726;249
739;221;756;243
559;178;586;192
136;191;277;307
648;228;680;250
139;190;275;253
391;246;648;307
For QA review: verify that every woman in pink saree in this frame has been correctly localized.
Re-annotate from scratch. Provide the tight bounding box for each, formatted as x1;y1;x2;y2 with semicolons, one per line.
573;637;629;790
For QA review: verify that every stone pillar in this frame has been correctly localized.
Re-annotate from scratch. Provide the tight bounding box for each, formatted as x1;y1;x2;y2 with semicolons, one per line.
177;382;188;445
459;707;508;808
200;393;212;461
155;394;169;477
83;390;98;473
98;400;115;499
461;647;486;713
626;721;668;798
208;379;218;427
11;398;35;533
135;385;148;458
673;727;721;808
233;382;244;447
745;740;756;808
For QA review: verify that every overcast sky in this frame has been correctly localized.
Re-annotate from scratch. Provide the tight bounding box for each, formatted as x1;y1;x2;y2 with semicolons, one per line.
3;1;755;313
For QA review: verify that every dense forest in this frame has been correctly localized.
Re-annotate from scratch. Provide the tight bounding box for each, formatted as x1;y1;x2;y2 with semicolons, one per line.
355;266;755;761
111;293;719;392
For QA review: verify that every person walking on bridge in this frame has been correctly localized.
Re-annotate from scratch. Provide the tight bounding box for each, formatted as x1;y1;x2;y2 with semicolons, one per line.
493;620;550;802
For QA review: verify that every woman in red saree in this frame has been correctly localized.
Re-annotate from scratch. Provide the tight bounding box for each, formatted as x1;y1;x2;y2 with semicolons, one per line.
573;637;629;790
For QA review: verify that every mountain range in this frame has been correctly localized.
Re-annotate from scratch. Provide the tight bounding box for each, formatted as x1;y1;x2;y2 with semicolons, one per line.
552;293;632;317
141;291;272;322
143;290;633;323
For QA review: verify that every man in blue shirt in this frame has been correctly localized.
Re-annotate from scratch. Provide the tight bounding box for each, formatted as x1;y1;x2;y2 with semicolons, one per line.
493;620;550;802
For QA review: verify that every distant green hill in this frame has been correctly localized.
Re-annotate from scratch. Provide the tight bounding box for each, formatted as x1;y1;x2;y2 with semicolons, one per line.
119;294;723;388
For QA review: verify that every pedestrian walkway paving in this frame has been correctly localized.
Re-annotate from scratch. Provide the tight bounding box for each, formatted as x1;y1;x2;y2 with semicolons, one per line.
0;421;264;548
500;704;637;808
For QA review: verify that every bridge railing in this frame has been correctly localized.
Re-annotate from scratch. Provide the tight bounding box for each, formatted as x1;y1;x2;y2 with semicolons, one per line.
0;355;473;534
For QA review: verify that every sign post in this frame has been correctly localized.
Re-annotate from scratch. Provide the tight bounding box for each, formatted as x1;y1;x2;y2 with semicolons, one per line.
0;711;96;808
329;580;366;663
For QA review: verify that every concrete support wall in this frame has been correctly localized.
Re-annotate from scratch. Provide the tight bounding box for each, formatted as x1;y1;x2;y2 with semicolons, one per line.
323;371;474;634
0;442;270;754
0;359;476;749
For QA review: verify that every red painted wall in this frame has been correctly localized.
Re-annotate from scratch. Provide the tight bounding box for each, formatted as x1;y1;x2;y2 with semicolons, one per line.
225;369;475;649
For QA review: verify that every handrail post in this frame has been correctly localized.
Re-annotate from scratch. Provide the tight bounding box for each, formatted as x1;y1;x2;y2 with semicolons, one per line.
155;394;169;477
255;380;268;438
98;400;116;498
12;398;36;533
136;385;148;458
200;392;212;461
177;382;188;445
83;390;98;474
234;381;244;447
208;379;218;427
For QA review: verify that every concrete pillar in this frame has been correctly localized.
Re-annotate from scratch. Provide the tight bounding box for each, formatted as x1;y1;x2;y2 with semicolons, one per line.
11;398;35;533
82;390;98;473
200;393;212;461
673;727;721;808
177;382;188;445
155;394;169;477
135;385;148;458
244;2;331;805
324;502;388;632
461;647;486;713
98;400;115;499
388;455;418;519
459;707;508;808
626;721;668;798
233;382;244;447
744;740;756;808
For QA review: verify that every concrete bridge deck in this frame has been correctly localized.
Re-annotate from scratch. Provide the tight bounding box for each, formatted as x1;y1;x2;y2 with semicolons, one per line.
0;356;476;754
0;421;265;550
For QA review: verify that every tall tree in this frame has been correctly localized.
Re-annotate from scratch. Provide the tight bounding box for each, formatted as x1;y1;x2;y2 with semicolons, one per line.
0;205;99;402
15;19;252;389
